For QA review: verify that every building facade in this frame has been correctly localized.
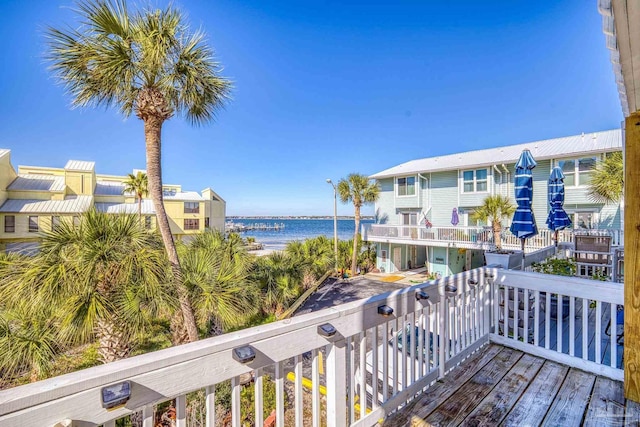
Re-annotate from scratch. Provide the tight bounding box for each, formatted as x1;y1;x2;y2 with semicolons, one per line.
0;150;226;253
365;129;623;276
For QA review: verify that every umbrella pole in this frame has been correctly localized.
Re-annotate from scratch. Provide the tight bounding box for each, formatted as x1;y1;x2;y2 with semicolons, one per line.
554;230;558;248
521;238;526;270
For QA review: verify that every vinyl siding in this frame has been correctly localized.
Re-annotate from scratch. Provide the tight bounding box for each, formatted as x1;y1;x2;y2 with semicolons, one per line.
429;170;458;226
375;178;395;224
459;168;493;207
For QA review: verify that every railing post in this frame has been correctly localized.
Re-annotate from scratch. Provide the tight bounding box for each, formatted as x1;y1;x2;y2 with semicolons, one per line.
326;340;347;427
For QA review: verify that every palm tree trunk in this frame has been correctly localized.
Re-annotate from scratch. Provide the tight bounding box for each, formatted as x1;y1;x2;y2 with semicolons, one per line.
351;205;361;274
144;117;199;343
96;319;131;363
493;223;502;251
138;195;142;220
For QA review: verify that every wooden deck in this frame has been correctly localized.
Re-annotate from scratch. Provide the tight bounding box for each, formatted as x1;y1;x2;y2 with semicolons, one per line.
384;344;636;427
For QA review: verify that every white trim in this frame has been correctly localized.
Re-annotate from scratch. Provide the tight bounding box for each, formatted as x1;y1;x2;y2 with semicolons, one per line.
396;175;417;197
460;168;489;194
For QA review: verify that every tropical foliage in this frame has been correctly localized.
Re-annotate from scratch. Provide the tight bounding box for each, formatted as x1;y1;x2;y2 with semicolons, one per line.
588;151;623;204
471;195;515;251
0;212;173;364
337;174;380;274
46;0;232;343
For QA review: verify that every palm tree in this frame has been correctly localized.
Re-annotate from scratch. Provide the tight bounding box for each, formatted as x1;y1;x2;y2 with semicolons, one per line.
179;231;259;336
337;174;380;274
252;252;303;315
471;195;515;251
46;0;231;343
123;171;149;219
0;212;174;363
285;236;333;287
588;151;623;204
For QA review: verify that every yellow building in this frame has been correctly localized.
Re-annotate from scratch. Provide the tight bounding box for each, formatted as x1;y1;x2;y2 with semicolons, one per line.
0;149;226;253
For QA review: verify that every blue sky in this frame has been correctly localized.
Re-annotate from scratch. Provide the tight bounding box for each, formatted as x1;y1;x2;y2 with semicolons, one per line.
0;0;622;216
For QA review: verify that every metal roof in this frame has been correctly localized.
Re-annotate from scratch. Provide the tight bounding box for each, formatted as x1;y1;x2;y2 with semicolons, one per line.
95;181;128;196
95;200;156;215
0;195;92;214
370;129;622;179
0;149;9;158
162;190;205;201
64;160;95;171
8;174;66;192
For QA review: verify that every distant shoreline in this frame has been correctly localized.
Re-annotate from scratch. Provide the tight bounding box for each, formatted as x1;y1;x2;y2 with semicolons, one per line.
227;216;375;220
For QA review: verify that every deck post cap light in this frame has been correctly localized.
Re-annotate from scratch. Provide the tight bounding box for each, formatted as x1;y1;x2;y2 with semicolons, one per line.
318;323;337;337
232;346;256;364
378;305;394;316
444;285;458;295
415;290;430;301
101;381;131;410
468;279;478;286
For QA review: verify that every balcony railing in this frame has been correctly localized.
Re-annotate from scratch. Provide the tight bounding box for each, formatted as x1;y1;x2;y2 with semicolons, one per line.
363;224;623;251
0;268;623;427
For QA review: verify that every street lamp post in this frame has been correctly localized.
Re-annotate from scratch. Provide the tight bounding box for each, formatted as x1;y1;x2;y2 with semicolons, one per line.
326;179;339;271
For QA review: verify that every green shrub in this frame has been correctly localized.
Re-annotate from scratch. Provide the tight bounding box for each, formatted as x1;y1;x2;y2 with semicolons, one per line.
531;258;576;277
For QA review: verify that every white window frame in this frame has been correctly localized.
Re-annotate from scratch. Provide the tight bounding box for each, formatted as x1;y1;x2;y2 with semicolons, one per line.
396;176;416;197
461;169;489;194
556;156;598;188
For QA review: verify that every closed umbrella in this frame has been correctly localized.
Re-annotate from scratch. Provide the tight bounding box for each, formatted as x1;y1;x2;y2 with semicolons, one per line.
510;149;538;262
546;166;572;247
451;208;460;226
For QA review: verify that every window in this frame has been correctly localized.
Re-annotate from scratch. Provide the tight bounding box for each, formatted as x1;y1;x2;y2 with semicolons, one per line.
184;202;200;213
401;212;418;225
4;215;15;233
381;250;387;262
184;219;200;230
397;177;416;196
145;216;152;230
558;157;597;187
28;216;39;232
462;169;488;193
574;211;596;229
51;216;61;230
205;217;210;228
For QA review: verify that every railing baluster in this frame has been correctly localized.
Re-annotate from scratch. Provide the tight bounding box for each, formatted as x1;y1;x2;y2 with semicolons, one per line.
383;321;389;399
545;292;551;350
438;289;446;379
417;308;425;380
232;377;241;427
142;405;153;427
326;340;347;427
611;304;617;368
275;361;284;427
312;349;320;427
348;337;355;424
176;394;186;427
503;285;508;339
392;317;399;395
408;311;416;386
596;302;602;364
359;332;367;419
524;289;529;345
569;297;576;356
294;355;303;426
534;291;540;346
514;287;519;342
372;326;379;408
254;370;263;427
493;278;499;335
582;298;589;360
557;294;563;353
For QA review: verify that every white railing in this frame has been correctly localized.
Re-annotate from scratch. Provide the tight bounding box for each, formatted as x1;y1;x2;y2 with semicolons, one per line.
489;268;624;381
0;267;624;426
363;225;623;251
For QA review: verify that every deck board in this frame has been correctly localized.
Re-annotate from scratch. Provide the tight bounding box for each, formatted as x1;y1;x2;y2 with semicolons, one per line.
458;354;544;426
583;377;625;426
423;348;523;425
388;343;630;427
500;360;568;427
540;368;596;426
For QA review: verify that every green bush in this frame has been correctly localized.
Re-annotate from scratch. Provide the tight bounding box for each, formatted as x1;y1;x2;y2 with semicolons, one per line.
531;258;576;277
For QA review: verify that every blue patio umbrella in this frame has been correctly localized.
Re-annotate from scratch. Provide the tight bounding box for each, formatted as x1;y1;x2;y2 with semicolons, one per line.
451;208;460;226
546;166;572;247
510;149;538;256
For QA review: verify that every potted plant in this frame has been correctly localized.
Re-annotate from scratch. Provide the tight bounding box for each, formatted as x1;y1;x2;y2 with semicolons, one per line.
471;195;519;269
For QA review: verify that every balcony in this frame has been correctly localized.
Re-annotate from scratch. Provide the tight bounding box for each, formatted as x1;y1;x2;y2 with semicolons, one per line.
363;224;623;252
0;267;625;426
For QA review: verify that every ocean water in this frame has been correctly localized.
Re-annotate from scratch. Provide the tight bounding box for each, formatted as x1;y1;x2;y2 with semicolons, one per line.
230;218;375;250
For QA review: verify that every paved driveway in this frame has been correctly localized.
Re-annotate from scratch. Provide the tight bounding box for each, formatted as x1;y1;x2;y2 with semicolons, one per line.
295;275;409;316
